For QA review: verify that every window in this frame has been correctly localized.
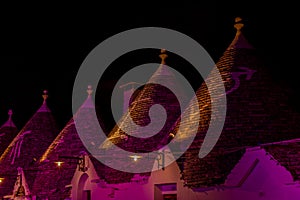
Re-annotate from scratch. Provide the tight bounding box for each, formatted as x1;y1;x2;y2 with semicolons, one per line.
155;183;177;200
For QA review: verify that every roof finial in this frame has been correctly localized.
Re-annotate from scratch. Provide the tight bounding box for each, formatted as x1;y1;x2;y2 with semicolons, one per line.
1;109;16;128
87;85;93;96
159;49;168;65
234;17;244;34
42;90;48;103
8;109;13;120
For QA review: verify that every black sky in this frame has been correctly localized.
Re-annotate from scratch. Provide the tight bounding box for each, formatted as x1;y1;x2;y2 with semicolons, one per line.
0;3;299;130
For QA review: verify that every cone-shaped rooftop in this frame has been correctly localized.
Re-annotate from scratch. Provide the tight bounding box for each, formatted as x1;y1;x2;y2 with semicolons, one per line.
0;90;59;198
171;17;300;188
32;86;103;199
0;109;18;155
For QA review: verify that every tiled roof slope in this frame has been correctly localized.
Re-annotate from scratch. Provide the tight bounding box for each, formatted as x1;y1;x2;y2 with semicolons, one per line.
103;49;186;152
171;17;300;189
31;86;102;199
0;91;59;198
32;85;145;197
98;49;188;178
31;118;82;199
0;110;18;156
92;158;139;185
263;140;300;181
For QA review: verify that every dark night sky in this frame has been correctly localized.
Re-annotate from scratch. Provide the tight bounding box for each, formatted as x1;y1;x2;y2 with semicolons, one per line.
0;3;299;130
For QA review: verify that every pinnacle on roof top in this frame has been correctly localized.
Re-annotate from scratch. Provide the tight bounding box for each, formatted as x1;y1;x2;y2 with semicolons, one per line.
1;109;16;128
227;17;254;50
159;49;168;65
80;85;95;109
7;109;13;124
87;85;93;96
6;109;14;126
42;90;48;103
37;90;51;113
8;109;13;119
234;17;244;34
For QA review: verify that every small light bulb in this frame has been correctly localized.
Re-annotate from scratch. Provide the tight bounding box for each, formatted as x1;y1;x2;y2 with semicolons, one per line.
55;161;63;167
129;155;142;162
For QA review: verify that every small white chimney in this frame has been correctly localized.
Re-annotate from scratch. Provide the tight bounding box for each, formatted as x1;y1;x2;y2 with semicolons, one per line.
119;82;142;114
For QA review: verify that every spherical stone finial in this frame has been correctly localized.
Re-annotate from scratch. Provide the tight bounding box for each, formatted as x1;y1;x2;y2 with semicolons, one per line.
42;90;48;101
235;17;242;23
7;109;13;120
234;17;244;32
8;109;13;116
87;85;93;96
159;49;168;65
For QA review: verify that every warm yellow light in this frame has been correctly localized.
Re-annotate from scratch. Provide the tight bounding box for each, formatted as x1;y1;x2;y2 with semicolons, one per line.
0;178;4;183
129;155;142;162
55;161;64;167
